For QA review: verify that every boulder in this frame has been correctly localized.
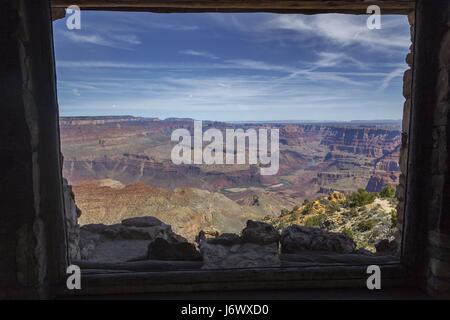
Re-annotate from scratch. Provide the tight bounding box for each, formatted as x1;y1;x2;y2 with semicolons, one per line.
241;220;280;245
195;229;220;244
79;216;192;263
79;229;101;260
88;222;174;241
281;225;356;254
207;233;241;246
82;223;108;234
375;239;398;255
200;242;280;269
147;238;202;261
121;216;164;227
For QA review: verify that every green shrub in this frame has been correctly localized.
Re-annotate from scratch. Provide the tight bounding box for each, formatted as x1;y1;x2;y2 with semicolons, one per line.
342;208;359;218
380;185;396;198
348;189;377;207
390;209;398;228
356;219;377;232
326;202;341;213
304;214;327;228
302;201;315;215
342;227;354;239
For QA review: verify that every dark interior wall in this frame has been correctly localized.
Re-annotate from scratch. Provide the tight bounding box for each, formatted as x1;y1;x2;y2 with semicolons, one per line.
0;0;67;299
404;0;450;296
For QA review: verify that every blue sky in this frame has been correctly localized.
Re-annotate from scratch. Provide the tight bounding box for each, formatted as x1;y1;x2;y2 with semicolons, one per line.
53;12;410;121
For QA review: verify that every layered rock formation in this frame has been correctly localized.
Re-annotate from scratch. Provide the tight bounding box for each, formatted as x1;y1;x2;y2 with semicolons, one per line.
60;117;402;256
73;180;265;242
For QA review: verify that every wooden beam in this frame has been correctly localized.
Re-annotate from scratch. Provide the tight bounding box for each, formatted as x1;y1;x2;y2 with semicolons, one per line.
56;264;407;297
51;0;415;14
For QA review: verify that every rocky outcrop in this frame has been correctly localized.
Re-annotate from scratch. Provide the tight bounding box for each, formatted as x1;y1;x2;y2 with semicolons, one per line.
147;238;201;261
321;126;401;158
375;239;398;255
366;172;399;192
205;233;241;246
241;220;280;245
280;225;356;254
200;242;280;269
199;220;281;269
73;181;267;243
63;178;81;261
79;216;191;263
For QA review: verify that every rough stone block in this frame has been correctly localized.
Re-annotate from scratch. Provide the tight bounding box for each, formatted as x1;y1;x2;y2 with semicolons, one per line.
406;52;414;66
200;242;280;269
241;220;280;245
403;69;412;99
402;99;411;132
399;145;408;173
280;225;356;254
408;11;415;26
395;178;405;201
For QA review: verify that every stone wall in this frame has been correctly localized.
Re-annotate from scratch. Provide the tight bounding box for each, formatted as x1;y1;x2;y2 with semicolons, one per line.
63;178;81;261
425;4;450;296
0;0;67;299
396;10;415;253
403;0;450;298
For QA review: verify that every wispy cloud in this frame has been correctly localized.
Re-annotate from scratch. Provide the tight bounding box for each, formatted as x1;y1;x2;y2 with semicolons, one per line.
61;31;141;49
179;50;219;59
56;58;387;87
312;52;367;70
379;67;405;90
63;32;113;47
265;14;410;52
54;12;408;121
143;21;199;31
110;34;142;45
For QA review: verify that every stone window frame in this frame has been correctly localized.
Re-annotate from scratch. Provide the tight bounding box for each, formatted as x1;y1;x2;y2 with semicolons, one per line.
31;0;445;297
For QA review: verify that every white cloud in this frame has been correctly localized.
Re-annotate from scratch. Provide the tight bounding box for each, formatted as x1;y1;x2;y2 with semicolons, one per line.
379;67;405;90
312;52;367;69
179;50;219;59
63;32;113;47
110;34;142;45
61;31;141;49
264;14;410;52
